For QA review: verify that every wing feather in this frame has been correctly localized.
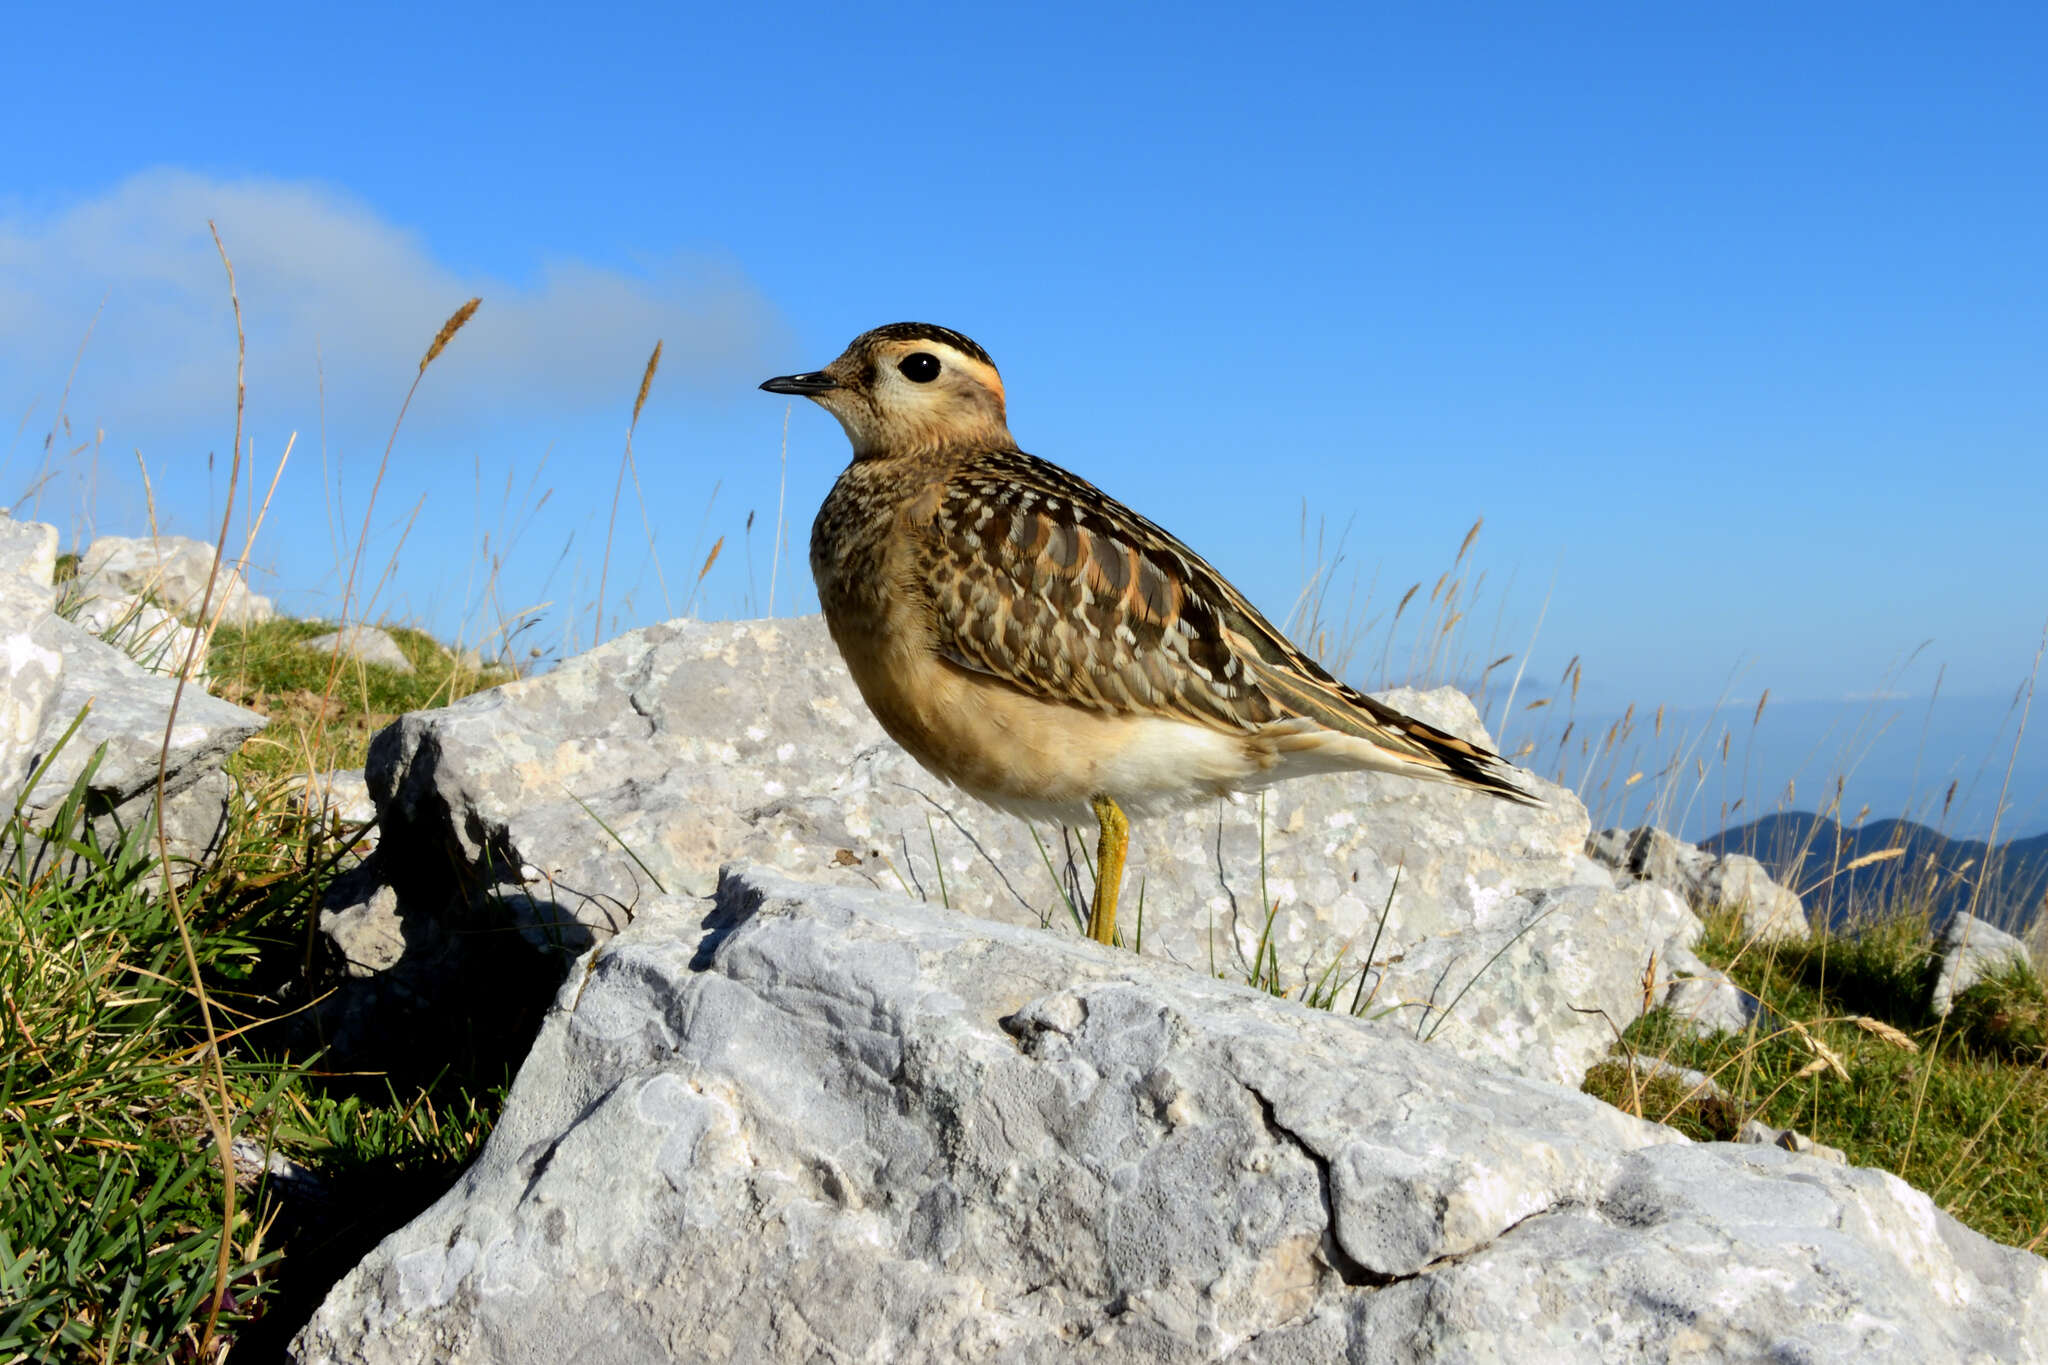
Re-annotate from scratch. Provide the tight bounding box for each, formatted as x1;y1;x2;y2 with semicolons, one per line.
917;448;1536;804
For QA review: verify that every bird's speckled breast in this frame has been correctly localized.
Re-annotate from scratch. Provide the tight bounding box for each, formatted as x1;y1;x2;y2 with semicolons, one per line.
810;460;954;751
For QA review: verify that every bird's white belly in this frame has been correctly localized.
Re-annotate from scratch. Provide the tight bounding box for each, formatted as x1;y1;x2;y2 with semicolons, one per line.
947;703;1269;824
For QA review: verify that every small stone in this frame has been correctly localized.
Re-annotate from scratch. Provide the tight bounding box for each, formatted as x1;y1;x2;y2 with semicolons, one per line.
300;626;414;675
1931;913;2036;1018
284;768;377;828
1738;1117;1849;1165
1663;969;1760;1037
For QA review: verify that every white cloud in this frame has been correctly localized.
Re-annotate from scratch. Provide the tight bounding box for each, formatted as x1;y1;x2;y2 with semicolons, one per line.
0;169;790;440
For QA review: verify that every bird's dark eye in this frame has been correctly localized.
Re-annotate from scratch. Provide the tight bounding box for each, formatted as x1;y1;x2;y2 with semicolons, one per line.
898;352;941;383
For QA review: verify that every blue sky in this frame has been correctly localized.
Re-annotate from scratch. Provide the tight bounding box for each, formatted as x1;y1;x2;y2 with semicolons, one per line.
4;3;2042;834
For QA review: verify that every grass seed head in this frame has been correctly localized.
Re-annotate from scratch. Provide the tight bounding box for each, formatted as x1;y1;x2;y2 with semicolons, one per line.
420;298;482;373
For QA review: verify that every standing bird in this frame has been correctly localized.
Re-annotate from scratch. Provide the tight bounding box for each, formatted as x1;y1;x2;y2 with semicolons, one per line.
763;323;1535;947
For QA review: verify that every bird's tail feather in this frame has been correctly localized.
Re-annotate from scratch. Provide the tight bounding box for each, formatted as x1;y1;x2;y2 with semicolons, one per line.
1251;661;1541;806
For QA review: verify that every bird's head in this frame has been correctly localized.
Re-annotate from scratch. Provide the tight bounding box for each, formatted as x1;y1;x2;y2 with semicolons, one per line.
760;322;1011;459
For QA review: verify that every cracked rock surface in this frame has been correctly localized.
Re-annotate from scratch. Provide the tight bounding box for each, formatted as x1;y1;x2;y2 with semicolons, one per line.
327;615;1702;1086
292;865;2048;1364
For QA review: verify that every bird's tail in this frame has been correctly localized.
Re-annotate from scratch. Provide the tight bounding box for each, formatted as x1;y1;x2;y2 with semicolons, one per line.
1251;661;1541;806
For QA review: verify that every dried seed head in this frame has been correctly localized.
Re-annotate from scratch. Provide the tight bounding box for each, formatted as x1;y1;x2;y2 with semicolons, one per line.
421;297;482;373
1842;847;1905;873
1456;516;1482;564
1852;1015;1919;1051
633;340;664;428
696;536;724;584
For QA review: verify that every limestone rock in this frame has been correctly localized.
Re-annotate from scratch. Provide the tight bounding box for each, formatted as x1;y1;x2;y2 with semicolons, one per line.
329;615;1703;1086
1;575;64;807
1697;852;1808;940
69;591;209;681
289;866;2048;1365
1662;968;1761;1037
302;626;414;675
0;509;60;601
79;533;274;625
285;768;378;828
1932;913;2036;1018
6;611;265;878
1589;823;1808;942
321;876;407;979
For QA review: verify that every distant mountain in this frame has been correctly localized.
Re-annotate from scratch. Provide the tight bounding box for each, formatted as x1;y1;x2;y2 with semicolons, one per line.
1702;813;2048;933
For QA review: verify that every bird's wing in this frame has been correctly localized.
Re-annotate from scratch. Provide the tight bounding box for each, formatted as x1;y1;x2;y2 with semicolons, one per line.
917;448;1535;802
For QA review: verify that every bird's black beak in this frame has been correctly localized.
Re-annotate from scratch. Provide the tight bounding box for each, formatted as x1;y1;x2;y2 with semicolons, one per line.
759;371;839;396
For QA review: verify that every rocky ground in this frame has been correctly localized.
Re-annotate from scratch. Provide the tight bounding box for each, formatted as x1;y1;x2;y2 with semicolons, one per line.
4;510;2043;1363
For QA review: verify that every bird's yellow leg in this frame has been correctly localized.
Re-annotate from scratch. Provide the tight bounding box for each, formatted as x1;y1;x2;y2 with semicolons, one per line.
1088;793;1129;947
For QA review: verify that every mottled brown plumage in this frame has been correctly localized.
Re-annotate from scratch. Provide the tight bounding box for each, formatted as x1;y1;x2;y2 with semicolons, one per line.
765;323;1536;945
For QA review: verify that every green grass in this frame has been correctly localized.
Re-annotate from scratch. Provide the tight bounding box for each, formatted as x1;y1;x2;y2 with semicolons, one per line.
1583;906;2048;1252
206;616;510;780
1;614;517;1361
2;783;281;1361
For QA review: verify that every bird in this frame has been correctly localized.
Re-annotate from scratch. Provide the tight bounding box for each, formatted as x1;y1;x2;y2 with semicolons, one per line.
762;322;1537;948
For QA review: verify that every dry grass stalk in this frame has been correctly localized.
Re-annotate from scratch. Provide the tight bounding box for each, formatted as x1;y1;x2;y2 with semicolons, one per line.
151;219;246;1356
420;297;481;373
333;295;481;696
598;339;668;642
204;433;296;641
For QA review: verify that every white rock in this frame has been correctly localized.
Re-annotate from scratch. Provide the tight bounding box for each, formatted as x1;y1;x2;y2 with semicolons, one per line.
1663;969;1760;1037
70;591;208;681
1931;913;2036;1017
0;510;60;597
5;611;265;881
284;768;378;827
1590;824;1809;942
301;626;414;675
79;533;274;625
1;575;64;807
327;616;1706;1087
290;866;2048;1364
